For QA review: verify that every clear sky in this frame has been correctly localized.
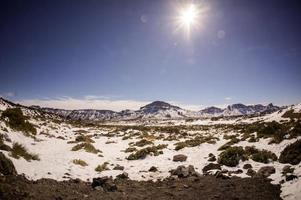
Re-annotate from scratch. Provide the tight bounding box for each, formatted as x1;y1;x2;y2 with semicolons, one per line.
0;0;300;111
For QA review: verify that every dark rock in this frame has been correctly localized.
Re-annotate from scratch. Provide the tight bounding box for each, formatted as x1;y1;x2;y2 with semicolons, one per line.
0;152;17;175
285;175;298;181
173;154;187;162
208;153;214;157
113;164;124;171
282;165;294;175
215;171;230;179
116;172;129;179
170;165;200;178
243;164;252;169
208;156;216;162
202;163;221;173
246;169;256;177
92;176;117;192
149;166;158;172
255;166;276;178
229;169;243;175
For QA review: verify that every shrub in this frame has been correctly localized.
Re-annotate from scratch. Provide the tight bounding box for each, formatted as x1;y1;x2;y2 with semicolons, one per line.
134;139;153;147
251;150;277;163
174;136;217;150
279;140;301;165
71;142;101;154
95;162;109;172
75;135;94;143
72;159;88;166
1;108;37;135
124;147;137;153
127;144;167;160
218;146;246;167
0;135;11;151
282;110;301;119
10;143;39;161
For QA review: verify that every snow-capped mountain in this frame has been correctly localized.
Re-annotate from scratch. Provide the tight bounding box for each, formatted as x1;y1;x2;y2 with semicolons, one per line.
0;97;283;121
199;103;280;117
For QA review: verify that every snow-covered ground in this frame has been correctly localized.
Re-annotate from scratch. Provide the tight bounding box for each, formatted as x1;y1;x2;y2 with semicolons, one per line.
0;103;301;199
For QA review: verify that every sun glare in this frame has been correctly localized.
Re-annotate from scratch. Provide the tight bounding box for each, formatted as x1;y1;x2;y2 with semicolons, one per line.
175;3;204;39
179;4;198;27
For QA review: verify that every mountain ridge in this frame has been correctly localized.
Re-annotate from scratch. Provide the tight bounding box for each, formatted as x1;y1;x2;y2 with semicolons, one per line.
0;97;283;121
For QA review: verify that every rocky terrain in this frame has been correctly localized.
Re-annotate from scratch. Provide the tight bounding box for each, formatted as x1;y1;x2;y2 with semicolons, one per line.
0;97;300;199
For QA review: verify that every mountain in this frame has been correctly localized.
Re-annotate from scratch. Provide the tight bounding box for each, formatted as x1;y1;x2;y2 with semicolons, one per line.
199;103;280;117
0;97;282;121
199;106;223;117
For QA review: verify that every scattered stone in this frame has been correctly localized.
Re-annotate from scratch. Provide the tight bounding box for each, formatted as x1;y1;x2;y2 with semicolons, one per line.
208;153;214;157
243;164;252;169
286;175;298;181
116;172;129;179
215;171;230;179
92;176;117;192
228;169;243;175
282;165;294;175
149;166;158;172
173;154;187;162
246;169;256;177
113;164;124;171
208;156;217;162
0;152;17;175
170;165;200;178
202;163;221;173
255;166;276;178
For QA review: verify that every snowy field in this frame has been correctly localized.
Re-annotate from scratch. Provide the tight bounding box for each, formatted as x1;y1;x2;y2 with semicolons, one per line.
0;103;301;200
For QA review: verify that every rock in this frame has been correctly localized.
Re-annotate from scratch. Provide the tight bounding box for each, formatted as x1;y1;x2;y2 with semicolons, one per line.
286;175;298;181
202;163;221;173
215;171;230;179
113;164;124;171
170;165;199;178
116;172;129;179
255;166;276;178
173;154;187;162
92;176;117;192
208;153;214;157
246;168;256;177
149;166;158;172
228;169;243;175
0;152;17;175
243;164;252;169
208;156;216;162
282;165;294;175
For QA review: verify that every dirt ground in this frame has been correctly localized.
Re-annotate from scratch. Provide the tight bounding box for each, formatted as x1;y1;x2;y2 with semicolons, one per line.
0;174;281;200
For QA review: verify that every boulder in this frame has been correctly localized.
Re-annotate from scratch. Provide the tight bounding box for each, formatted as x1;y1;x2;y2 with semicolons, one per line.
243;164;252;169
286;175;298;181
113;164;124;171
246;168;256;177
282;165;294;175
202;163;221;173
0;152;17;175
149;166;158;172
208;156;216;162
92;176;117;192
170;165;200;178
173;154;187;162
255;166;276;178
116;172;129;179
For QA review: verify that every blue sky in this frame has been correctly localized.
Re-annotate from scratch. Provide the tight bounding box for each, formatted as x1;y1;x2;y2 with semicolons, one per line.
0;0;300;110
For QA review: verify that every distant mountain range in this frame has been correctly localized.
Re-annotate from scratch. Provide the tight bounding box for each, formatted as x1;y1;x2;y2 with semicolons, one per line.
0;98;283;121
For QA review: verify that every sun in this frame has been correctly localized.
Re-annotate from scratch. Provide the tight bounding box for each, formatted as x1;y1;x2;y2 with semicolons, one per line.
179;4;198;28
174;3;204;39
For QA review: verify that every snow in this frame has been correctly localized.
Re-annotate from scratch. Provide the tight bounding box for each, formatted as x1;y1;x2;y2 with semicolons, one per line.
0;102;301;199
